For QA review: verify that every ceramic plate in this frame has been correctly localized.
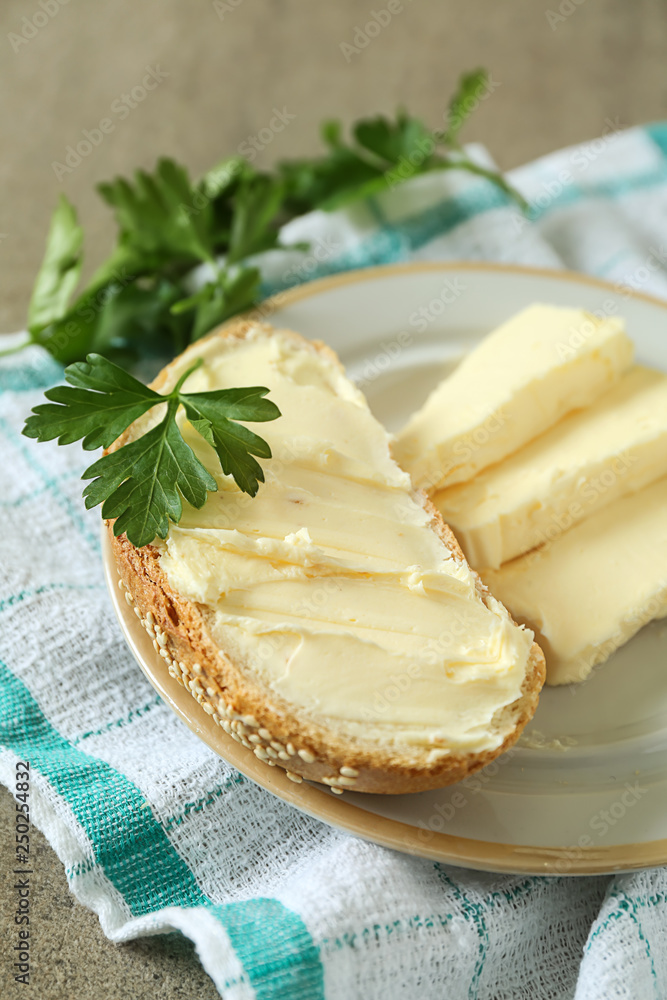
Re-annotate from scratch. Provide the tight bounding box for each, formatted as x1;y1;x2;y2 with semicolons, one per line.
103;262;667;875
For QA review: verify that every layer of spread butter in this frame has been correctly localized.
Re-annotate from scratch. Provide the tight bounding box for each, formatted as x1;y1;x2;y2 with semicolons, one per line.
139;327;535;754
434;365;667;569
394;304;634;492
481;475;667;686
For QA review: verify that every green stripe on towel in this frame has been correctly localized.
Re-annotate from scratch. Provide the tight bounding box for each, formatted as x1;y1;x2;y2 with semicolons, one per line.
0;662;325;995
211;899;324;1000
0;660;206;915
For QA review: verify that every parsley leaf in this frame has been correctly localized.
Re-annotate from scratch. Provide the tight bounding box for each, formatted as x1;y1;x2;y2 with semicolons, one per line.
171;267;262;341
23;353;281;548
180;386;275;496
444;68;489;146
98;157;217;269
23;356;161;451
83;407;218;547
27;195;83;337
353;112;434;167
227;174;285;264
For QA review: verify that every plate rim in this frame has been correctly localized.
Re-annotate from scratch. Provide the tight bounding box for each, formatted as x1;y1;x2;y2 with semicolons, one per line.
105;260;667;875
255;257;667;316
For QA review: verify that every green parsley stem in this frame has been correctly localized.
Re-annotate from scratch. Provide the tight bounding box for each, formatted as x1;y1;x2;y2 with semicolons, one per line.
170;357;204;396
453;158;528;211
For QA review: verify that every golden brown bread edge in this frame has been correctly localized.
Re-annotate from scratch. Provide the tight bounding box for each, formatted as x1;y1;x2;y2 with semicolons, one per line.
107;319;546;795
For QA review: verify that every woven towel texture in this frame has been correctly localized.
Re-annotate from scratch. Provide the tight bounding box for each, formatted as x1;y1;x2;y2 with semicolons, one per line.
2;124;667;999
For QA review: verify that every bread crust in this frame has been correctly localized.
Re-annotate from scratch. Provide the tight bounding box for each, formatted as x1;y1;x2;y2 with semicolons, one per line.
108;320;546;795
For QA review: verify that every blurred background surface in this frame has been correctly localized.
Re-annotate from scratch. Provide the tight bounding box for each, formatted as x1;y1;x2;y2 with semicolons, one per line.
1;1;666;996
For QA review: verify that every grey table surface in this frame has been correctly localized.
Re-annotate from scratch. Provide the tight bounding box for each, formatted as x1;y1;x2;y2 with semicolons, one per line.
2;0;667;996
0;788;219;999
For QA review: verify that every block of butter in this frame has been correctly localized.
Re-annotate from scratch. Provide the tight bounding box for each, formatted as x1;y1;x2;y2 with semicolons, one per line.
434;366;667;568
393;304;634;492
481;475;667;685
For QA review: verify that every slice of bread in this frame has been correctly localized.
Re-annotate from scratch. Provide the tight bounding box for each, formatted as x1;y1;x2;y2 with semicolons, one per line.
109;320;545;794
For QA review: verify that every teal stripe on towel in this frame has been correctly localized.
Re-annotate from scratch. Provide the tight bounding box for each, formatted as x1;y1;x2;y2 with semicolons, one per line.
211;898;324;1000
262;181;511;299
0;662;326;994
646;121;667;161
0;353;63;394
0;661;206;915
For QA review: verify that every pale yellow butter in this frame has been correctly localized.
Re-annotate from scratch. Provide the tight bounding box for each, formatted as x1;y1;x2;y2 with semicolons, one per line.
434;366;667;569
481;476;667;685
141;326;535;753
393;304;634;492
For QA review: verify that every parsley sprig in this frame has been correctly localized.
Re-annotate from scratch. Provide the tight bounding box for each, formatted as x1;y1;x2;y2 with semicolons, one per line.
23;354;281;547
14;70;520;546
12;70;522;367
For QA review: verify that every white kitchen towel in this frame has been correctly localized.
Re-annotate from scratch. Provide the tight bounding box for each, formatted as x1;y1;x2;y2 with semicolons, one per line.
2;122;667;1000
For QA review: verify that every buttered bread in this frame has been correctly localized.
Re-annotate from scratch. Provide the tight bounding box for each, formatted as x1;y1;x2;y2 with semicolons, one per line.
109;320;545;793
